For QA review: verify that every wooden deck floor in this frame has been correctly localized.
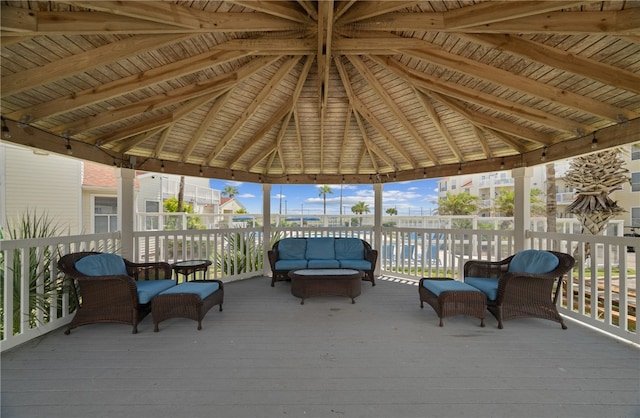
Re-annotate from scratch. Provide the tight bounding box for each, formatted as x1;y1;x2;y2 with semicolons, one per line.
2;276;639;418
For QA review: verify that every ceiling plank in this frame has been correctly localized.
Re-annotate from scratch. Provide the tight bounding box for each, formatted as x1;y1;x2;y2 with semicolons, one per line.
334;0;358;22
402;46;639;122
347;55;440;164
338;105;354;173
114;127;165;154
429;91;554;146
1;33;191;96
153;124;175;159
296;1;317;21
180;94;230;163
414;92;464;162
464;33;640;94
227;1;309;23
230;55;313;168
371;54;591;135
353;111;394;170
339;1;422;24
335;57;417;169
205;56;301;165
348;9;640;35
471;125;493;160
443;1;596;30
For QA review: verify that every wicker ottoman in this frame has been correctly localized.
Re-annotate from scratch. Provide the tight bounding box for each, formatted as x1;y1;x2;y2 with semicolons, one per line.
152;280;223;331
419;277;487;327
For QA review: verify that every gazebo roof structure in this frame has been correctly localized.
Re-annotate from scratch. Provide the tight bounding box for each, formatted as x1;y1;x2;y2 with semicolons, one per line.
1;1;639;184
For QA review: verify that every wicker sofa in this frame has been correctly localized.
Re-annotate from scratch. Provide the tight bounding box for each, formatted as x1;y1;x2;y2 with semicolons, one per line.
268;237;378;287
58;251;175;334
463;249;575;329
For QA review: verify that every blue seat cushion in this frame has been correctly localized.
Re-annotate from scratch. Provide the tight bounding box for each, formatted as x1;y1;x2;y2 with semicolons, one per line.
275;259;308;271
159;281;220;299
335;238;364;260
278;238;307;260
75;253;128;276
137;279;176;304
422;279;482;297
305;237;336;259
307;259;340;269
464;277;499;301
339;259;371;271
508;250;559;274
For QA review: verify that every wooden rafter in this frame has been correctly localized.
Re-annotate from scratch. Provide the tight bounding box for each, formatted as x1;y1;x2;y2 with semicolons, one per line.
353;111;392;171
180;94;231;163
414;92;464;162
339;1;422;24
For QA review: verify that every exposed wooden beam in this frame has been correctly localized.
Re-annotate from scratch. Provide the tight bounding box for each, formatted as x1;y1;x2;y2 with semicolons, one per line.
317;0;333;114
414;92;464;162
114;127;165;154
463;33;640;94
1;33;191;96
353;111;395;170
471;126;493;160
339;1;421;24
227;1;310;23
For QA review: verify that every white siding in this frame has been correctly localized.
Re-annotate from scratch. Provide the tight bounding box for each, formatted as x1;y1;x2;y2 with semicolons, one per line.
1;142;82;235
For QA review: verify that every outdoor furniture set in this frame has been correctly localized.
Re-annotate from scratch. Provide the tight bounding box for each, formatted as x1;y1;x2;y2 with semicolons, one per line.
419;249;576;328
57;252;223;333
58;244;575;334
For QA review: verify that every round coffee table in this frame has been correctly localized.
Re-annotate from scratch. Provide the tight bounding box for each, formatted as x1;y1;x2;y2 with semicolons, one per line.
288;269;364;304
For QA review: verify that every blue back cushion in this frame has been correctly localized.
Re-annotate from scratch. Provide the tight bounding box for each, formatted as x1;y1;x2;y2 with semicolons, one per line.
335;238;364;260
305;238;335;260
278;238;307;260
508;250;559;274
464;277;499;301
75;253;128;276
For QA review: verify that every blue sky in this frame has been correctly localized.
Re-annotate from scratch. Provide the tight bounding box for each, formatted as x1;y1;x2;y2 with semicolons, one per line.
209;178;440;215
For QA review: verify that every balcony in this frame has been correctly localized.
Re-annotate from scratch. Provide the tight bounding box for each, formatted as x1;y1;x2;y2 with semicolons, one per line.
1;226;638;416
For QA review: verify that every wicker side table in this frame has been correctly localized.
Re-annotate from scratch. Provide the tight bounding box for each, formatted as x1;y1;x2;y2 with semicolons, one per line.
288;269;363;304
419;277;487;327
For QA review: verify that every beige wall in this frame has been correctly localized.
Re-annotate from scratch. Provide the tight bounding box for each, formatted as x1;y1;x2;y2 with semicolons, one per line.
1;142;82;235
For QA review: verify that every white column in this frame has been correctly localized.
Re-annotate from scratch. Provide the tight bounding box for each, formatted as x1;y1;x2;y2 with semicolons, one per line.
262;183;272;277
512;167;532;253
116;167;135;260
373;183;383;275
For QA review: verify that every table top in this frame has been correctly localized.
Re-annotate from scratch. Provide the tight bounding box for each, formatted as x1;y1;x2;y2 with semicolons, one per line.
290;269;362;277
172;260;212;268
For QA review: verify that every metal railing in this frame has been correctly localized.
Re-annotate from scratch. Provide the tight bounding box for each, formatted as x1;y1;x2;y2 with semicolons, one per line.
2;227;638;351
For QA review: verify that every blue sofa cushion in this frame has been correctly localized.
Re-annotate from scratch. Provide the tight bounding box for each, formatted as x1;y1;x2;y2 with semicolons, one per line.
339;259;371;271
75;253;128;276
508;250;559;274
136;279;176;304
305;237;336;260
422;279;482;297
159;281;220;299
464;277;499;301
335;238;364;260
308;259;340;269
278;238;307;260
275;259;309;271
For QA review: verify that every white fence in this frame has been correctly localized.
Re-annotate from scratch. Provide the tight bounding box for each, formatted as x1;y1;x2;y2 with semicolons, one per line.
2;227;638;351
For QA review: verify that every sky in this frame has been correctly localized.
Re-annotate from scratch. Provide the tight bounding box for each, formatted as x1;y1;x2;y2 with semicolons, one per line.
209;178;441;216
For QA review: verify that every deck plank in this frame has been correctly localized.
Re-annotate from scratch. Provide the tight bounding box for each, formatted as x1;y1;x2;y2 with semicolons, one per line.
2;276;639;418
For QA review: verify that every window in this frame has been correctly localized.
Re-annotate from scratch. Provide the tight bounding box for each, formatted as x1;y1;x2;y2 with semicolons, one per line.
439;181;447;192
94;197;117;233
632;172;640;192
632;207;640;227
145;200;160;230
632;143;640;161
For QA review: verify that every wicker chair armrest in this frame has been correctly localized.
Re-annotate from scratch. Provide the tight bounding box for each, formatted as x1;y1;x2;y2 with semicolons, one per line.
464;258;511;278
267;250;279;269
365;248;378;266
125;260;173;281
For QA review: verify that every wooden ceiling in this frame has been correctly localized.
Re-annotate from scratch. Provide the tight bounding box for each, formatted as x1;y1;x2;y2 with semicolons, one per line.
1;1;640;184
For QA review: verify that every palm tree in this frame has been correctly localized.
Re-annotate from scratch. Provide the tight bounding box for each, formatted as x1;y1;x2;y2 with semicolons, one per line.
546;163;557;236
565;149;629;259
386;207;398;216
493;188;544;217
222;185;239;198
437;191;479;215
318;185;333;215
351;201;370;226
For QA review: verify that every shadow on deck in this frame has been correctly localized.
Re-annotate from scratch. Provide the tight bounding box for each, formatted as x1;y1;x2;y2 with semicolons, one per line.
2;276;639;418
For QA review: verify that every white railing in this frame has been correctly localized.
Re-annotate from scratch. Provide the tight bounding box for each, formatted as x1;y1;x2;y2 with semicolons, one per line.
0;232;121;352
2;227;638;351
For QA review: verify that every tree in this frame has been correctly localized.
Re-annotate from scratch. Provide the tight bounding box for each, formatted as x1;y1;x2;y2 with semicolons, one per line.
493;188;544;217
546;163;557;237
437;191;479;215
318;185;333;215
386;207;397;216
351;201;370;226
222;185;239;198
564;149;629;259
163;197;204;230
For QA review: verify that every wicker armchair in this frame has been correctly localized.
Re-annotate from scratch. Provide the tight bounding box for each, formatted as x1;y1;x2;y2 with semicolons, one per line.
464;250;575;329
58;252;173;334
